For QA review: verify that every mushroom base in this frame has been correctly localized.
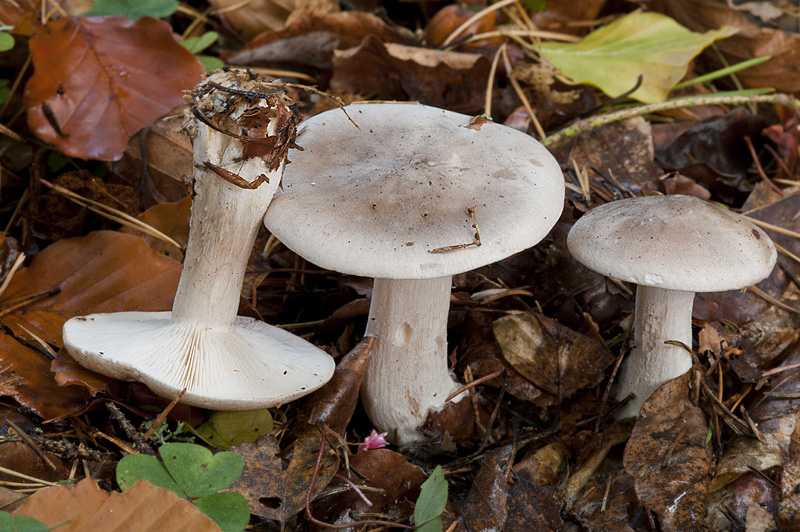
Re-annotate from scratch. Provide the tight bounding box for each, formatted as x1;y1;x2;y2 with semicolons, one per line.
615;285;694;418
362;276;467;446
63;311;335;410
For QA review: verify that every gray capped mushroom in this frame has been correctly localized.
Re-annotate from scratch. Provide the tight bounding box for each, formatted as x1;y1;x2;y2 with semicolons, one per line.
62;71;335;410
567;194;776;418
264;102;565;445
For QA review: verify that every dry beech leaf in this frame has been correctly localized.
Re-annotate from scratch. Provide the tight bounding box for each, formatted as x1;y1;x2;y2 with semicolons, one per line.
779;409;800;529
122;196;192;261
332;35;490;115
230;430;338;525
209;0;295;39
225;11;414;69
23;16;204;161
0;231;181;347
492;311;615;401
51;347;117;398
623;373;711;532
12;477;220;532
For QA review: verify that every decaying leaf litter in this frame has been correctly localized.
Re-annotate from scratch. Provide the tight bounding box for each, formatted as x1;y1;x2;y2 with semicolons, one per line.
1;0;800;530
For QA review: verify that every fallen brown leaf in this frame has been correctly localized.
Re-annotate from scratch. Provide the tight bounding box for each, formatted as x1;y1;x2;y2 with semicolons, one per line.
12;477;220;531
0;231;181;347
623;373;711;532
456;444;514;531
23;16;204;160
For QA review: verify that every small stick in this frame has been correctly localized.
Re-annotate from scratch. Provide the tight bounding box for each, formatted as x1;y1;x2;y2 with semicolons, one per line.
0;287;60;318
445;368;504;403
660;423;689;468
204;161;270;190
106;403;153;455
600;474;614;514
6;419;57;471
143;388;187;442
744;136;783;197
429;206;482;254
0;466;58;486
333;474;373;507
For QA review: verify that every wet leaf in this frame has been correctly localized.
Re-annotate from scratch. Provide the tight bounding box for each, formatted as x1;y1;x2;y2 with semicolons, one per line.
504;469;562;532
492;311;615;400
229;430;338;524
0;231;181;347
623;373;711;532
301;336;374;435
538;12;737;103
23;16;203;160
0;335;94;420
570;473;641;532
12;477;220;532
457;445;513;531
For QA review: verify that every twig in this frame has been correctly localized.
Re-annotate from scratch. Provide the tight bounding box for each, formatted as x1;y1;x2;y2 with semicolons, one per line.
444;368;504;403
333;474;373;507
142;388;187;442
6;419;57;471
744;136;783;196
542;93;800;146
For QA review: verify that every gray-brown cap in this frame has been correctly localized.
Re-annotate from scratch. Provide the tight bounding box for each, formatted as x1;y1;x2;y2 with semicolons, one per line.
567;194;776;293
264;102;565;279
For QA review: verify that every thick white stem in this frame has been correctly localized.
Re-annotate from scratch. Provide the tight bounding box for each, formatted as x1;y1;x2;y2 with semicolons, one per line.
362;276;464;445
616;285;694;418
172;117;280;328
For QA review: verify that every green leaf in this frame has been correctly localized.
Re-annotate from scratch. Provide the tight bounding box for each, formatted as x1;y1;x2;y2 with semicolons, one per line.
0;33;14;52
116;453;185;497
414;466;447;529
520;0;546;12
538;12;738;103
181;31;219;54
193;410;273;450
198;56;225;73
193;491;250;532
82;0;178;19
159;443;244;498
0;513;66;532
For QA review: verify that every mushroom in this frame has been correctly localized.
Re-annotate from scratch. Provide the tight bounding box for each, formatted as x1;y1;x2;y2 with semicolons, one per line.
62;71;335;410
263;102;565;444
567;194;776;418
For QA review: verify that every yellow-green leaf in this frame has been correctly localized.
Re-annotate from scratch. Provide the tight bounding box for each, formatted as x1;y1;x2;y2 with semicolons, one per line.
537;12;738;103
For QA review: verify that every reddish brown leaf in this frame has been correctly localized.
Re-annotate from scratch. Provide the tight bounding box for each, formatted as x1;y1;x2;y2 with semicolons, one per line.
122;196;192;261
0;334;93;420
301;336;374;435
51;348;117;398
504;469;562;532
331;35;491;115
230;430;338;524
0;231;181;347
570;473;640;532
23;16;204;161
623;373;711;532
225;11;414;69
12;478;220;532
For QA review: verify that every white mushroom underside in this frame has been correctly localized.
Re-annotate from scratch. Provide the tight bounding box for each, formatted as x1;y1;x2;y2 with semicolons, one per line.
63;311;335;410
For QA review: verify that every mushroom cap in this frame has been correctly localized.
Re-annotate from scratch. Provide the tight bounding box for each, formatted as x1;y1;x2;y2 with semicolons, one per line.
567;194;777;292
63;311;335;410
264;102;565;279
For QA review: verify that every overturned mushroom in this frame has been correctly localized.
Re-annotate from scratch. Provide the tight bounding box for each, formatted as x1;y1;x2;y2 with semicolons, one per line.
567;194;776;418
62;71;335;410
264;102;564;444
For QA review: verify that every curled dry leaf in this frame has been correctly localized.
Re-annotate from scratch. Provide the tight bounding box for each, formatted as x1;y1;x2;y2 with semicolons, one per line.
492;311;615;401
23;16;204;161
12;477;220;532
209;0;295;39
229;430;338;525
623;373;711;532
332;35;491;115
225;11;414;69
0;231;181;347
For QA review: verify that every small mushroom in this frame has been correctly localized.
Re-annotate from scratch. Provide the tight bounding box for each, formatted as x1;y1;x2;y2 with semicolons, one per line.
567;194;776;418
264;102;565;444
62;71;335;410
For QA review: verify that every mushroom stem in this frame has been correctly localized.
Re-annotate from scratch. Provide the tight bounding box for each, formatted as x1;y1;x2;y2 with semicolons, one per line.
362;276;465;445
616;285;694;418
171;120;278;328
